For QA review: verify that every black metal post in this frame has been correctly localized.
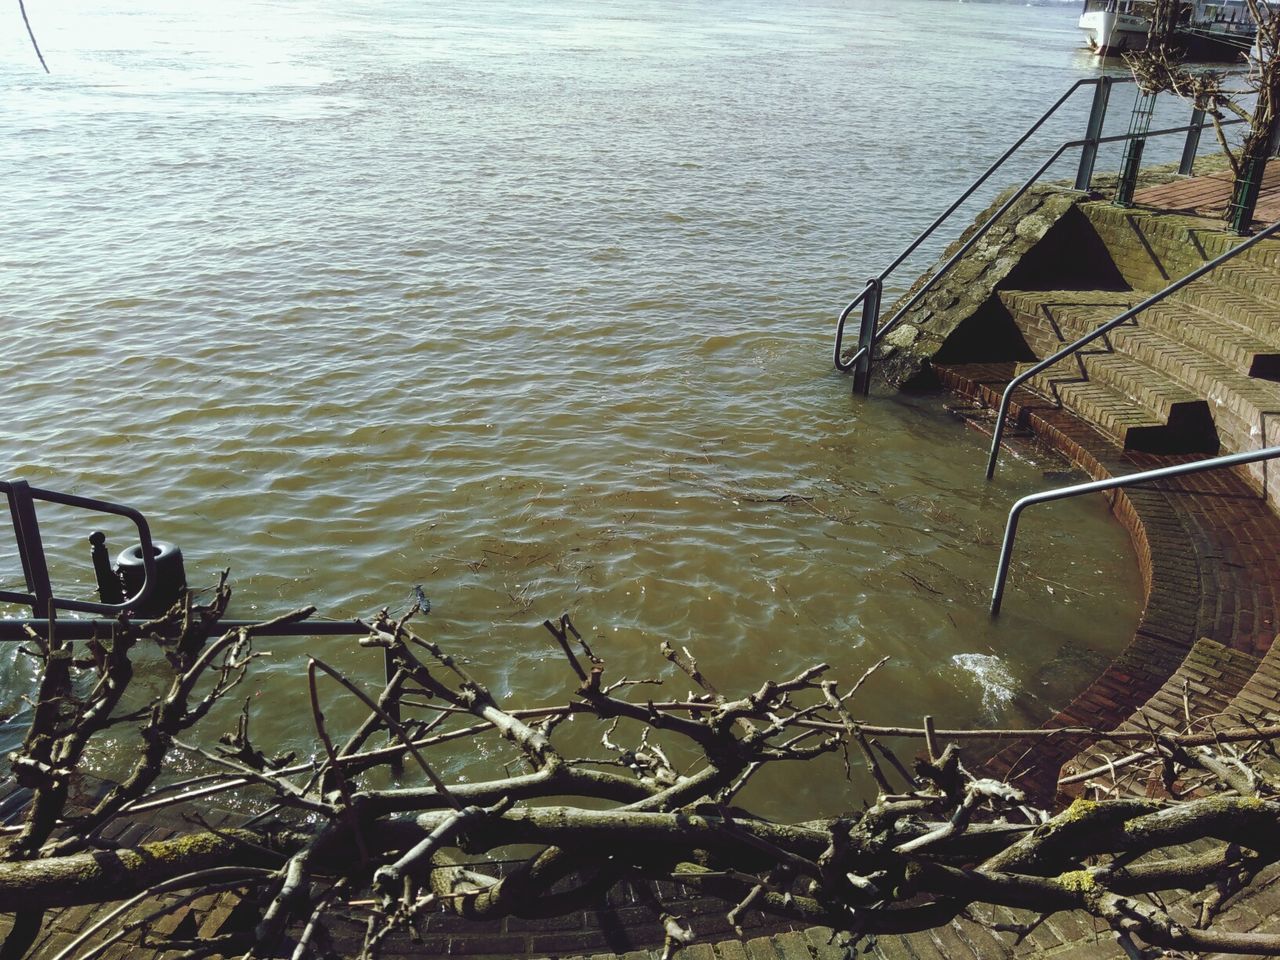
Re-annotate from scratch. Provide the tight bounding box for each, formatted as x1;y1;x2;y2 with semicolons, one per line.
851;280;881;397
1179;107;1205;175
1115;90;1157;207
1075;77;1113;191
88;531;124;605
1228;154;1266;235
6;480;54;616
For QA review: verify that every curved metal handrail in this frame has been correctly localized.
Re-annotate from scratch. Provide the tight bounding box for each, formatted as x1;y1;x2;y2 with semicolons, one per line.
0;479;158;616
985;216;1280;479
833;279;877;371
990;445;1280;614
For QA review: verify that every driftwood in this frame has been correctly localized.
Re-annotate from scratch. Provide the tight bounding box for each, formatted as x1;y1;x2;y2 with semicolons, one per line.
5;587;1280;960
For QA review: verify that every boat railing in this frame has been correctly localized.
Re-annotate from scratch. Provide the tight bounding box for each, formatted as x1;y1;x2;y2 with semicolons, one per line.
833;77;1242;395
983;217;1280;479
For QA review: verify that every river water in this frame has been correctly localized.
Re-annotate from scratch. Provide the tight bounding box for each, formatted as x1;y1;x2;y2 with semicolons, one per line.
0;0;1174;815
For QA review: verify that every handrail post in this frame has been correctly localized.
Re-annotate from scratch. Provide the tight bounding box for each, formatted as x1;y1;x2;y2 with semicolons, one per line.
1179;106;1206;176
1114;90;1157;207
990;503;1024;615
985;384;1014;480
852;279;881;396
1075;77;1112;191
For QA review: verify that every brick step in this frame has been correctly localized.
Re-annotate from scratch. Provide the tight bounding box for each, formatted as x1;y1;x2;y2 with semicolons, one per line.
997;290;1136;360
998;291;1220;454
1086;324;1280;497
1016;358;1218;455
1059;638;1260;798
1190;257;1280;310
1221;632;1280;726
1141;299;1280;381
1000;286;1280;383
1081;202;1280;294
1169;275;1280;347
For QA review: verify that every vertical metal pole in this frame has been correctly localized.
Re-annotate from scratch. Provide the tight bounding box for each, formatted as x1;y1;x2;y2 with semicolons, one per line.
1075;78;1112;191
1179;106;1206;175
88;531;124;605
990;505;1023;616
1115;90;1157;207
1228;153;1266;235
6;479;53;617
851;279;881;397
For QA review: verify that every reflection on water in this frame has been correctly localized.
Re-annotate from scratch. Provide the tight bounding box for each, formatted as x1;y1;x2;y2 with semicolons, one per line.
0;0;1155;816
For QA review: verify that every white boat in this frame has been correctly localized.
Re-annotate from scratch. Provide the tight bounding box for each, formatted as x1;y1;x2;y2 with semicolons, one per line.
1079;0;1257;60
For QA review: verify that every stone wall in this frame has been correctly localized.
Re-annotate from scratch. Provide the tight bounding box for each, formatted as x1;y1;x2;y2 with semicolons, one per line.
874;185;1125;389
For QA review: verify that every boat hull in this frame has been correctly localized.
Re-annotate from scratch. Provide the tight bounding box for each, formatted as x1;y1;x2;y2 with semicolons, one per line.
1079;8;1252;61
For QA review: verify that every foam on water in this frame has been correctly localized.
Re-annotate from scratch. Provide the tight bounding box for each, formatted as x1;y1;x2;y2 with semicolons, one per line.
951;653;1019;720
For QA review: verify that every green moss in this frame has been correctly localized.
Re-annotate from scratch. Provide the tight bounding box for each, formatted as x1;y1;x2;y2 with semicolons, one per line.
1057;869;1097;893
1057;798;1099;824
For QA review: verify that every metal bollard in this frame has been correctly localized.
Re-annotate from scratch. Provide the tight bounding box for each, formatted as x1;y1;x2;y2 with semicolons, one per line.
116;540;187;617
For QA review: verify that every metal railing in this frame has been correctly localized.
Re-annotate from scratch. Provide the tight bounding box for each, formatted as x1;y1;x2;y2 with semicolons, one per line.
990;445;1280;614
1;478;158;618
0;477;368;642
984;217;1280;479
833;77;1243;394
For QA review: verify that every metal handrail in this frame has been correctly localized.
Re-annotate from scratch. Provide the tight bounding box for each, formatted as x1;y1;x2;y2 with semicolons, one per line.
833;278;878;371
833;78;1121;381
833;78;1242;392
984;216;1280;478
990;445;1280;614
1;478;158;617
874;115;1246;349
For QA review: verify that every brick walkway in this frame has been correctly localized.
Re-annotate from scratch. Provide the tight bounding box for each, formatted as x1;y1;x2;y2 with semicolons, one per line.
1132;157;1280;227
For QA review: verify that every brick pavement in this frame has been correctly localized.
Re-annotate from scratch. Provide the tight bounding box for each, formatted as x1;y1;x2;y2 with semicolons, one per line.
1132;157;1280;229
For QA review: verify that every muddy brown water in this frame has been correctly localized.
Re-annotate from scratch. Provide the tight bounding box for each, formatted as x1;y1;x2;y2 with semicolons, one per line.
1;0;1200;818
